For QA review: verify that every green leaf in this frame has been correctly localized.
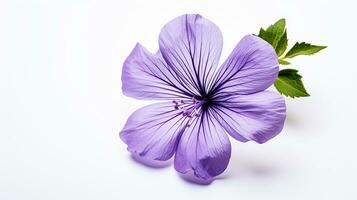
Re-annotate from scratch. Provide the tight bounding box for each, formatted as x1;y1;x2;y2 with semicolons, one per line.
284;42;327;58
258;18;286;49
275;30;288;56
274;69;310;98
258;28;266;36
278;59;291;65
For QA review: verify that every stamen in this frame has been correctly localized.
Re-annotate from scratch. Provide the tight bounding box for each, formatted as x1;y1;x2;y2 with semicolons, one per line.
172;97;206;119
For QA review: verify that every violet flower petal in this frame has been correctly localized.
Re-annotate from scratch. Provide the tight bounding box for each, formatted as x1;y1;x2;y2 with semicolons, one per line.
120;102;188;161
174;110;231;182
209;35;279;98
159;14;223;95
212;91;286;144
122;43;195;100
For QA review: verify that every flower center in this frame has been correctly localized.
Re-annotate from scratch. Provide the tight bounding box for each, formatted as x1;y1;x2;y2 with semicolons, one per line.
172;98;207;118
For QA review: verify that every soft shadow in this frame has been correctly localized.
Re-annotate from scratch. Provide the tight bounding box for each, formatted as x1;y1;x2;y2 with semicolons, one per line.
129;154;213;185
284;110;320;136
283;99;322;133
130;154;172;168
178;171;213;185
176;155;286;185
285;112;302;128
221;149;296;181
128;147;298;184
285;111;311;129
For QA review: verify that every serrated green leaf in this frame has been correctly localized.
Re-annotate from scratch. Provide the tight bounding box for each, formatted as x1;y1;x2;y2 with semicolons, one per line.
258;18;286;49
258;28;266;37
278;59;291;65
276;30;288;56
274;69;310;98
284;42;327;58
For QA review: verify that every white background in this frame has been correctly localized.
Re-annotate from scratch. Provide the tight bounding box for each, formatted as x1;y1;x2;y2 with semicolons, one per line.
1;0;357;199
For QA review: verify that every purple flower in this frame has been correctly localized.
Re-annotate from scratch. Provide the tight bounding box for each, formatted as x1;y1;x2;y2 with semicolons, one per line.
120;14;286;183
